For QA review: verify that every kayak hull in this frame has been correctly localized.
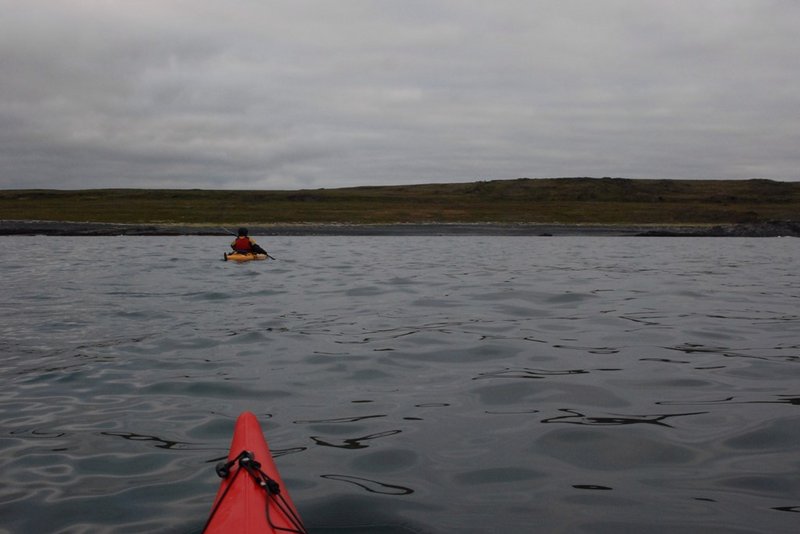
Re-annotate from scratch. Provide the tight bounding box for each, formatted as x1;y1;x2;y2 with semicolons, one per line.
224;252;267;262
203;411;304;534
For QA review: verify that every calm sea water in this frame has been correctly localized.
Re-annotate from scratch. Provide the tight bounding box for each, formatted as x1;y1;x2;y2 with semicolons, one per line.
1;236;798;533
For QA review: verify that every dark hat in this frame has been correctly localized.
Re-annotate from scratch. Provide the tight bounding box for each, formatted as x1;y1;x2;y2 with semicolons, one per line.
238;227;248;236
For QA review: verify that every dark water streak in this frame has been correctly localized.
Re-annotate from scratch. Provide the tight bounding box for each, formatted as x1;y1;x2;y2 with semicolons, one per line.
0;235;798;533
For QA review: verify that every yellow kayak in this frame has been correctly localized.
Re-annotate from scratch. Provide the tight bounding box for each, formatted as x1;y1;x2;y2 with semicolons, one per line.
224;252;268;262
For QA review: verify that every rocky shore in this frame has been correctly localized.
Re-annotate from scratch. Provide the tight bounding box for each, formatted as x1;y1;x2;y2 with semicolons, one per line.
1;219;798;237
635;220;800;237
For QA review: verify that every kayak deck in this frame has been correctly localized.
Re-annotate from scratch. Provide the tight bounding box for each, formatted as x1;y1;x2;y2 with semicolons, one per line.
224;252;268;262
203;411;305;534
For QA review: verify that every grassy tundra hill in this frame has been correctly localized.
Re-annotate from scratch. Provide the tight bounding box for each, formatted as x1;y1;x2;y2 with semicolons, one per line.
1;178;799;232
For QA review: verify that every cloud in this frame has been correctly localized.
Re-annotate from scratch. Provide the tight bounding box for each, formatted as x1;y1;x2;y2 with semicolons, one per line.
1;0;798;189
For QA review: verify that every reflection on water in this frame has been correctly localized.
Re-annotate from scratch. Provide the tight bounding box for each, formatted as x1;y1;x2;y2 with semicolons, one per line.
0;235;798;533
540;409;708;427
100;431;191;450
474;367;590;378
321;474;414;495
311;430;402;450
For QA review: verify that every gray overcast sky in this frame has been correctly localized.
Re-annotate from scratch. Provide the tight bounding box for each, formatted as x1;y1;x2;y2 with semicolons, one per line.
1;0;798;190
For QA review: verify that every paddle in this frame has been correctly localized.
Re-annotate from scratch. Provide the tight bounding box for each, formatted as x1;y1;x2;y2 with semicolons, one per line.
221;227;277;260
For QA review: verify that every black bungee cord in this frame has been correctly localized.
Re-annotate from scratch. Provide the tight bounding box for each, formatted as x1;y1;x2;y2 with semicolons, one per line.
202;450;308;534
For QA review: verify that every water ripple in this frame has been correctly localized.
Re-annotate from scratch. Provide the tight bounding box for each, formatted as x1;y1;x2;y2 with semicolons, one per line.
320;474;414;496
1;235;798;533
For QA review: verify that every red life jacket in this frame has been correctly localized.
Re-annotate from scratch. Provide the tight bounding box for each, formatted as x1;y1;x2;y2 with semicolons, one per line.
233;236;253;252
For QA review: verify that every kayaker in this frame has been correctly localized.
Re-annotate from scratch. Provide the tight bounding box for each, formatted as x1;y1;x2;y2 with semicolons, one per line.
231;227;268;255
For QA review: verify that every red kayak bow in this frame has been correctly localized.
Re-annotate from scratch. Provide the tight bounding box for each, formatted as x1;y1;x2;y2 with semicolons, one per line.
203;411;306;534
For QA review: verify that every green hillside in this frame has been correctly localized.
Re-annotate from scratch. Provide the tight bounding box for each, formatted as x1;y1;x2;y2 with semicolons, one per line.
2;177;799;225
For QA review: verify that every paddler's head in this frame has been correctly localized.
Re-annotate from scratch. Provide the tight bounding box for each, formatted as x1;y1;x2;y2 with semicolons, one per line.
238;227;248;236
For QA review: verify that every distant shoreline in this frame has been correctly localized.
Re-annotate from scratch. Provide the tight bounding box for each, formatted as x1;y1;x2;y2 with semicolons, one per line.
3;179;800;229
1;220;798;237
